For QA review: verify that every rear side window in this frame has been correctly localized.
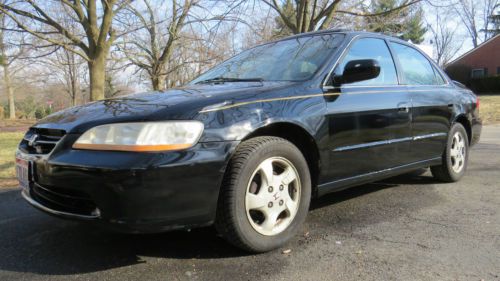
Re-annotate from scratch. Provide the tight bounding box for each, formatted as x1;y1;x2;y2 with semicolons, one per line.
390;42;442;85
432;66;447;84
335;38;398;86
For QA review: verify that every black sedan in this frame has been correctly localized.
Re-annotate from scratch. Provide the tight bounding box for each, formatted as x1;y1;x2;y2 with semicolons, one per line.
15;31;481;252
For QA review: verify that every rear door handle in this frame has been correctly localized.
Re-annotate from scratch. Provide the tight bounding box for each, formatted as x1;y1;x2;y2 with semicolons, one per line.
397;102;410;113
398;106;410;113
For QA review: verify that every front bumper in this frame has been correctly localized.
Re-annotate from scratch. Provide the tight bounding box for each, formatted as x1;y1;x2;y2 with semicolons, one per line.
18;139;238;233
22;189;100;220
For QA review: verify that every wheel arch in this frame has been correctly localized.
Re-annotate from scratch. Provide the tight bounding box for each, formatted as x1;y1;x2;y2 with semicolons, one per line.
240;121;321;197
454;114;472;145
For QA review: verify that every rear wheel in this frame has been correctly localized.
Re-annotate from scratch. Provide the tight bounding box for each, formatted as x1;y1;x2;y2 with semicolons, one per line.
215;137;311;252
431;123;469;182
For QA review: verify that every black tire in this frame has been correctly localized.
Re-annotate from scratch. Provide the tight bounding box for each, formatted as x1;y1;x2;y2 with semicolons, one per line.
215;136;311;253
431;123;469;182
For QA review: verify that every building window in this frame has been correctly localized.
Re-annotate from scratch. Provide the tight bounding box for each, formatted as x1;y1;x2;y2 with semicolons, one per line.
471;68;485;78
497;67;500;75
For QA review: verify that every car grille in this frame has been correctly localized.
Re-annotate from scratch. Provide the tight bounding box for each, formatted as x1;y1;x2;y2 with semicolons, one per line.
30;183;99;217
19;128;66;154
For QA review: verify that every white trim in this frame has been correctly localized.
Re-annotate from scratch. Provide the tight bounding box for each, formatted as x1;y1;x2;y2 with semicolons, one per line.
333;132;447;152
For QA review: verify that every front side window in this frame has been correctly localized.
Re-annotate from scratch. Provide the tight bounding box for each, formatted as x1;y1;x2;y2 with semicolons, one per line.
190;34;345;83
334;38;398;86
390;42;441;85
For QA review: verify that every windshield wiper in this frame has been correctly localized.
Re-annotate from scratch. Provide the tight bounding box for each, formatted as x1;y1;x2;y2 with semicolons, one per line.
195;76;263;84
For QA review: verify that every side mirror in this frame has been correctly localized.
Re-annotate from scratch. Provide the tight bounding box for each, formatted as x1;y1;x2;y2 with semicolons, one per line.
338;59;381;85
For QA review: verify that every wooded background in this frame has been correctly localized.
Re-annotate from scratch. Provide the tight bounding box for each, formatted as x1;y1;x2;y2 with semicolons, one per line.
0;0;498;120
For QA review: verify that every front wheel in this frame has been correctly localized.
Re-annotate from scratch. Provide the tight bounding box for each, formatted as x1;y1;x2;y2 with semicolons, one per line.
431;123;469;182
215;137;311;252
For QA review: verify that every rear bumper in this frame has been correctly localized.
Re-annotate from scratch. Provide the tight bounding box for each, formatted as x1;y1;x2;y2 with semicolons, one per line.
18;140;238;233
471;117;482;146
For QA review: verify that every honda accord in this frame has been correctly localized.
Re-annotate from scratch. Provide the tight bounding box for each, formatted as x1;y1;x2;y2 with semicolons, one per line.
16;31;481;252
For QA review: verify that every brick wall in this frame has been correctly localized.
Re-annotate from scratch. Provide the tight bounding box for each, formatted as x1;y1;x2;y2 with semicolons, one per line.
448;35;500;77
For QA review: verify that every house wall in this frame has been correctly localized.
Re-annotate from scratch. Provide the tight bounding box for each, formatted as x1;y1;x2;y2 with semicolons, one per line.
449;35;500;77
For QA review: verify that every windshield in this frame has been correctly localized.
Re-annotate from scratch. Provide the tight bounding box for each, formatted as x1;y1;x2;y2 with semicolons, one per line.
190;34;345;84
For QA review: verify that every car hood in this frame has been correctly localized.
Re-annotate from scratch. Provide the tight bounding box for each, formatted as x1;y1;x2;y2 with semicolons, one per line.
34;81;294;133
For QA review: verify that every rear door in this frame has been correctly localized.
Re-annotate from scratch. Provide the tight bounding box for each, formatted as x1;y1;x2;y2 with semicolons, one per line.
388;42;452;162
323;37;412;183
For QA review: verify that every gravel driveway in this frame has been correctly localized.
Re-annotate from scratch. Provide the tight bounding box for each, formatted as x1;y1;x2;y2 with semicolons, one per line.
0;125;498;281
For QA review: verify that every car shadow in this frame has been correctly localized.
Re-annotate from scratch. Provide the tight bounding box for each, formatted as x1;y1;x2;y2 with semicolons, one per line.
0;168;442;276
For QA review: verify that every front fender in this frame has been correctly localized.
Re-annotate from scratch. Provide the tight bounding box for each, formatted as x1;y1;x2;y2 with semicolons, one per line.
196;95;327;142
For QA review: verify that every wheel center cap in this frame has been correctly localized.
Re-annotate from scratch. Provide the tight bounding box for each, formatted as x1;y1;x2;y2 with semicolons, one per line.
273;192;280;201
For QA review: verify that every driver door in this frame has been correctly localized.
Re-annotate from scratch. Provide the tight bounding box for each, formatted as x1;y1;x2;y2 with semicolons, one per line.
323;37;412;183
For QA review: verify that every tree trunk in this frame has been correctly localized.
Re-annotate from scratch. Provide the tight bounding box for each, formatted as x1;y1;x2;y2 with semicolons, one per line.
88;55;106;101
472;37;478;48
151;75;165;91
2;64;15;119
71;78;78;106
70;51;79;106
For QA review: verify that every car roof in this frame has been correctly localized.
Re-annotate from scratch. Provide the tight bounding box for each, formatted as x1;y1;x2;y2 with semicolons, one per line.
276;29;410;45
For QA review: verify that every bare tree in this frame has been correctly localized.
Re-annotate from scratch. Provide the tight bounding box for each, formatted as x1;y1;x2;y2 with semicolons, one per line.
454;0;499;47
0;0;133;101
37;17;86;107
0;3;33;119
260;0;422;34
242;8;280;45
485;3;500;36
119;0;245;90
119;0;198;91
168;25;239;85
481;0;499;39
101;54;134;98
427;9;462;66
47;48;85;106
0;12;15;119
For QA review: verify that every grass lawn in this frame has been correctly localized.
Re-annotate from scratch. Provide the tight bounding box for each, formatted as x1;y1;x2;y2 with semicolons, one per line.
478;95;500;125
0;132;23;188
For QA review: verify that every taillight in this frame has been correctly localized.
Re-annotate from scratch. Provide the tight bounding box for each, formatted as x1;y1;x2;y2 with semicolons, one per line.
476;96;480;111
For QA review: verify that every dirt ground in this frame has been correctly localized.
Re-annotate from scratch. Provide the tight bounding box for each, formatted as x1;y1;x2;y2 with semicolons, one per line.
0;119;35;132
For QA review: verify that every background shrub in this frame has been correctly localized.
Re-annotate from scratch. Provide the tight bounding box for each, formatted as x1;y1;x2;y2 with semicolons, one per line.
469;76;500;94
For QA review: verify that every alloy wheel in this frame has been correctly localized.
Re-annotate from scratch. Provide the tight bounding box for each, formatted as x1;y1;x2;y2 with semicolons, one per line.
245;157;301;236
450;131;466;173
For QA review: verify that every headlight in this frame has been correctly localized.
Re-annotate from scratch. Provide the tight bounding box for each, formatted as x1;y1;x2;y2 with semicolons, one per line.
73;121;204;152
